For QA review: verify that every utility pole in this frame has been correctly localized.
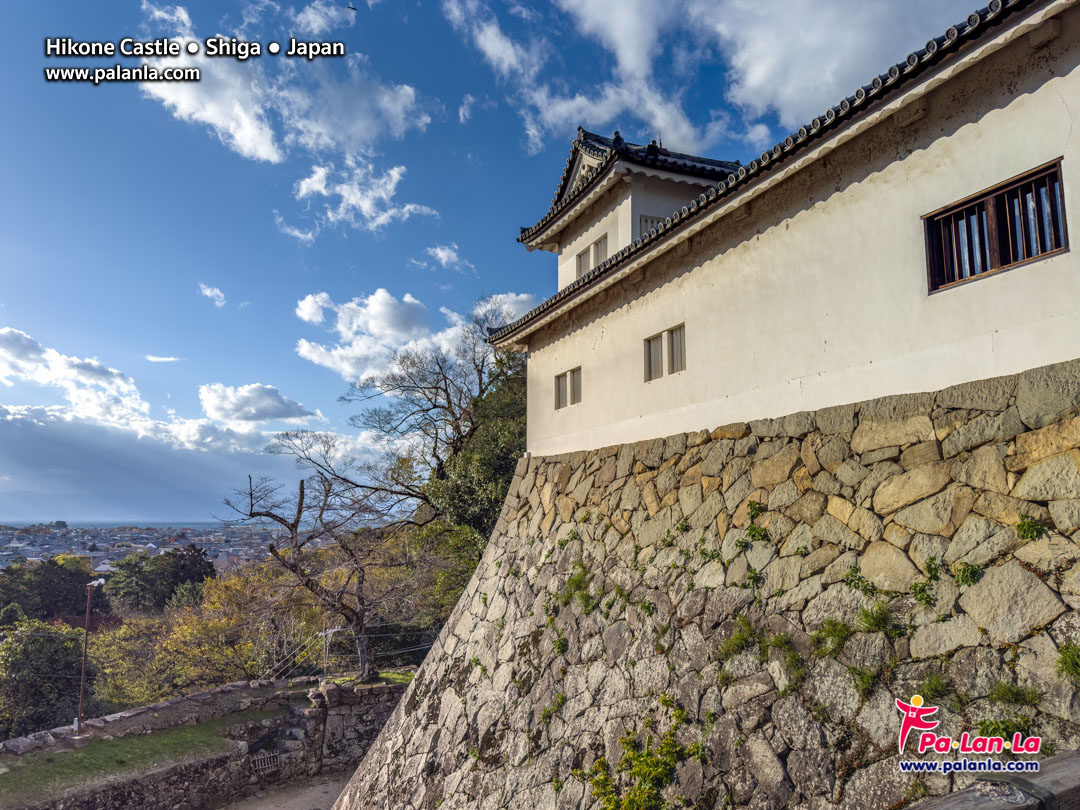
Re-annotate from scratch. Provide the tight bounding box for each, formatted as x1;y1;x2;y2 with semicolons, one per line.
77;578;105;732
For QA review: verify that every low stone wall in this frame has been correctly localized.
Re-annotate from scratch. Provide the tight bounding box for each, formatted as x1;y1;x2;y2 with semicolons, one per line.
0;678;323;757
5;680;406;810
336;357;1080;810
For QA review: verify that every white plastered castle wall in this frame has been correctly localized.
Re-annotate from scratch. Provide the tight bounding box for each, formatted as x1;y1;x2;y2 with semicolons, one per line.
524;5;1080;456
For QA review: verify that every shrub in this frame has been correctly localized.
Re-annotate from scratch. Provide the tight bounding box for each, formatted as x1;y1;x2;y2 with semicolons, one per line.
858;601;895;634
988;681;1042;707
954;562;983;587
810;620;853;658
1016;515;1048;541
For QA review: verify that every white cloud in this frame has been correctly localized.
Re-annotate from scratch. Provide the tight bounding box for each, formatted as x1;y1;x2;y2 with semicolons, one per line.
484;292;538;321
145;354;181;363
139;1;283;163
294;289;529;381
442;0;973;154
459;93;476;124
424;243;476;274
292;0;356;35
293;157;437;232
198;382;319;424
199;283;227;308
687;0;973;130
295;291;333;324
274;210;318;243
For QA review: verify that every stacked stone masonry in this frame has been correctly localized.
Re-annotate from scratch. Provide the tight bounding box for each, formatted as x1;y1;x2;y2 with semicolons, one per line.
337;357;1080;810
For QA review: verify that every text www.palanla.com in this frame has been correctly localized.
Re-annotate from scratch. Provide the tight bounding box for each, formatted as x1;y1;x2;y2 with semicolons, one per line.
44;64;200;85
898;757;1040;775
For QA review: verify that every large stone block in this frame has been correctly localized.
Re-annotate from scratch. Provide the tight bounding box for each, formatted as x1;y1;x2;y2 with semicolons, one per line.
957;560;1065;644
1016;358;1080;429
1011;449;1080;501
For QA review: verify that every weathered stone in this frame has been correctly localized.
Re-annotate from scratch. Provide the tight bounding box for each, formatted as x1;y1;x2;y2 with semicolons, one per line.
859;445;900;464
942;407;1025;458
815;435;850;473
786;749;833;798
784;490;827;525
1009;414;1080;471
854;688;900;749
839;632;892;672
1016;358;1080;429
816;403;855;437
800;544;840;577
812;515;863;550
948;647;1004;698
1016;633;1080;724
872;462;951;514
955;445;1009;494
900;442;942;472
712;422;751;440
972;491;1050;526
958;560;1065;643
850;415;934;454
860;392;935;422
1061;562;1080;610
892;485;975;537
859;541;920;592
771;696;823;750
826;495;854;523
811;470;841;495
822;550;858;584
883;522;912;550
834;459;869;487
908;533;949;574
838;756;945;810
1049;499;1080;533
803;584;874;631
1011;449;1080;501
937;375;1015;411
763;556;803;592
768;480;799;512
944;515;1017;567
750;442;800;488
910;615;980;658
802;658;861;723
1014;534;1080;572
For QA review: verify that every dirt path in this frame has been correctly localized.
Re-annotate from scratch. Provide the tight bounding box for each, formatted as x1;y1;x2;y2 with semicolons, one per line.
223;773;350;810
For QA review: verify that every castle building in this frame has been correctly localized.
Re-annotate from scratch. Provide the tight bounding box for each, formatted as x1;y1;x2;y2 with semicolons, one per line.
491;0;1079;457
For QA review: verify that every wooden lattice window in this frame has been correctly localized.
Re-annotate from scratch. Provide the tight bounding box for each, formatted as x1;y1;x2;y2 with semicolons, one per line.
924;161;1068;292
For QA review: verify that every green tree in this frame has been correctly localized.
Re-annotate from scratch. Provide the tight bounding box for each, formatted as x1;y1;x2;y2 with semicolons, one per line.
0;619;93;738
104;546;215;614
0;558;107;621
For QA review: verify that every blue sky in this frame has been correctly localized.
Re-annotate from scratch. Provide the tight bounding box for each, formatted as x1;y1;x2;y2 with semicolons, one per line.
0;0;974;521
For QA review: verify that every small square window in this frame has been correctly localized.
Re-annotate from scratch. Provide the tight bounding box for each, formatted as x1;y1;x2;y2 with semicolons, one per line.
555;368;581;409
644;334;663;382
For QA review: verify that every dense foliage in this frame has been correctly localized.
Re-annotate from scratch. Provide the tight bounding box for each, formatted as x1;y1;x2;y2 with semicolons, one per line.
103;545;216;614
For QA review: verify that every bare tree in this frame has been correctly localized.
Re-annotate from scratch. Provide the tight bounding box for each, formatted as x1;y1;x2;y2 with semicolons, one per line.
226;298;524;680
226;440;433;681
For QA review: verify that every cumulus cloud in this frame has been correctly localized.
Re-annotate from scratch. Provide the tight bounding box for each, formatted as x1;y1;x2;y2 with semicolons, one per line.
198;382;319;424
293;157;437;232
199;283;227;308
293;289;531;381
145;354;181;363
442;0;973;153
424;243;476;275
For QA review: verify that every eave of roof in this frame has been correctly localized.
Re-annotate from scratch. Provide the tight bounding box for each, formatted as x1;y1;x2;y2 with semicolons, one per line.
493;0;1059;348
520;129;740;247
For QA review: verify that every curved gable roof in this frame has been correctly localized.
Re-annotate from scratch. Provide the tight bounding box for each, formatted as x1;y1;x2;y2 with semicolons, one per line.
520;128;741;245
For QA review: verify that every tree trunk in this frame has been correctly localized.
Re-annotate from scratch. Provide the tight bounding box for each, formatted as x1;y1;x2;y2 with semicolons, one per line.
353;621;377;682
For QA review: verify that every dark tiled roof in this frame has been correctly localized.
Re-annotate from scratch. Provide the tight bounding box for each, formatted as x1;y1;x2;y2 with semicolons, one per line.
493;0;1046;345
521;128;741;244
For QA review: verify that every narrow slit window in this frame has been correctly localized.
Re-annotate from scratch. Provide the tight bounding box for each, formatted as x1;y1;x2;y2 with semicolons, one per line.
667;325;686;374
644;334;663;382
575;249;590;280
555;368;581;409
555;372;568;409
591;234;607;265
925;161;1068;291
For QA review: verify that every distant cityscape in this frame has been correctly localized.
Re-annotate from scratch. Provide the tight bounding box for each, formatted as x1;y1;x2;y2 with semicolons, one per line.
0;520;284;573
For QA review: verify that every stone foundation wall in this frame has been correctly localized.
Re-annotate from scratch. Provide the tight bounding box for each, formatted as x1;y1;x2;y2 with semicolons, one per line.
8;681;406;810
336;357;1080;810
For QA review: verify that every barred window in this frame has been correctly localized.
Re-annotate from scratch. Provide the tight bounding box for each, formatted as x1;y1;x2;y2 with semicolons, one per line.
644;334;663;382
575;249;590;280
925;161;1068;291
667;324;686;374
